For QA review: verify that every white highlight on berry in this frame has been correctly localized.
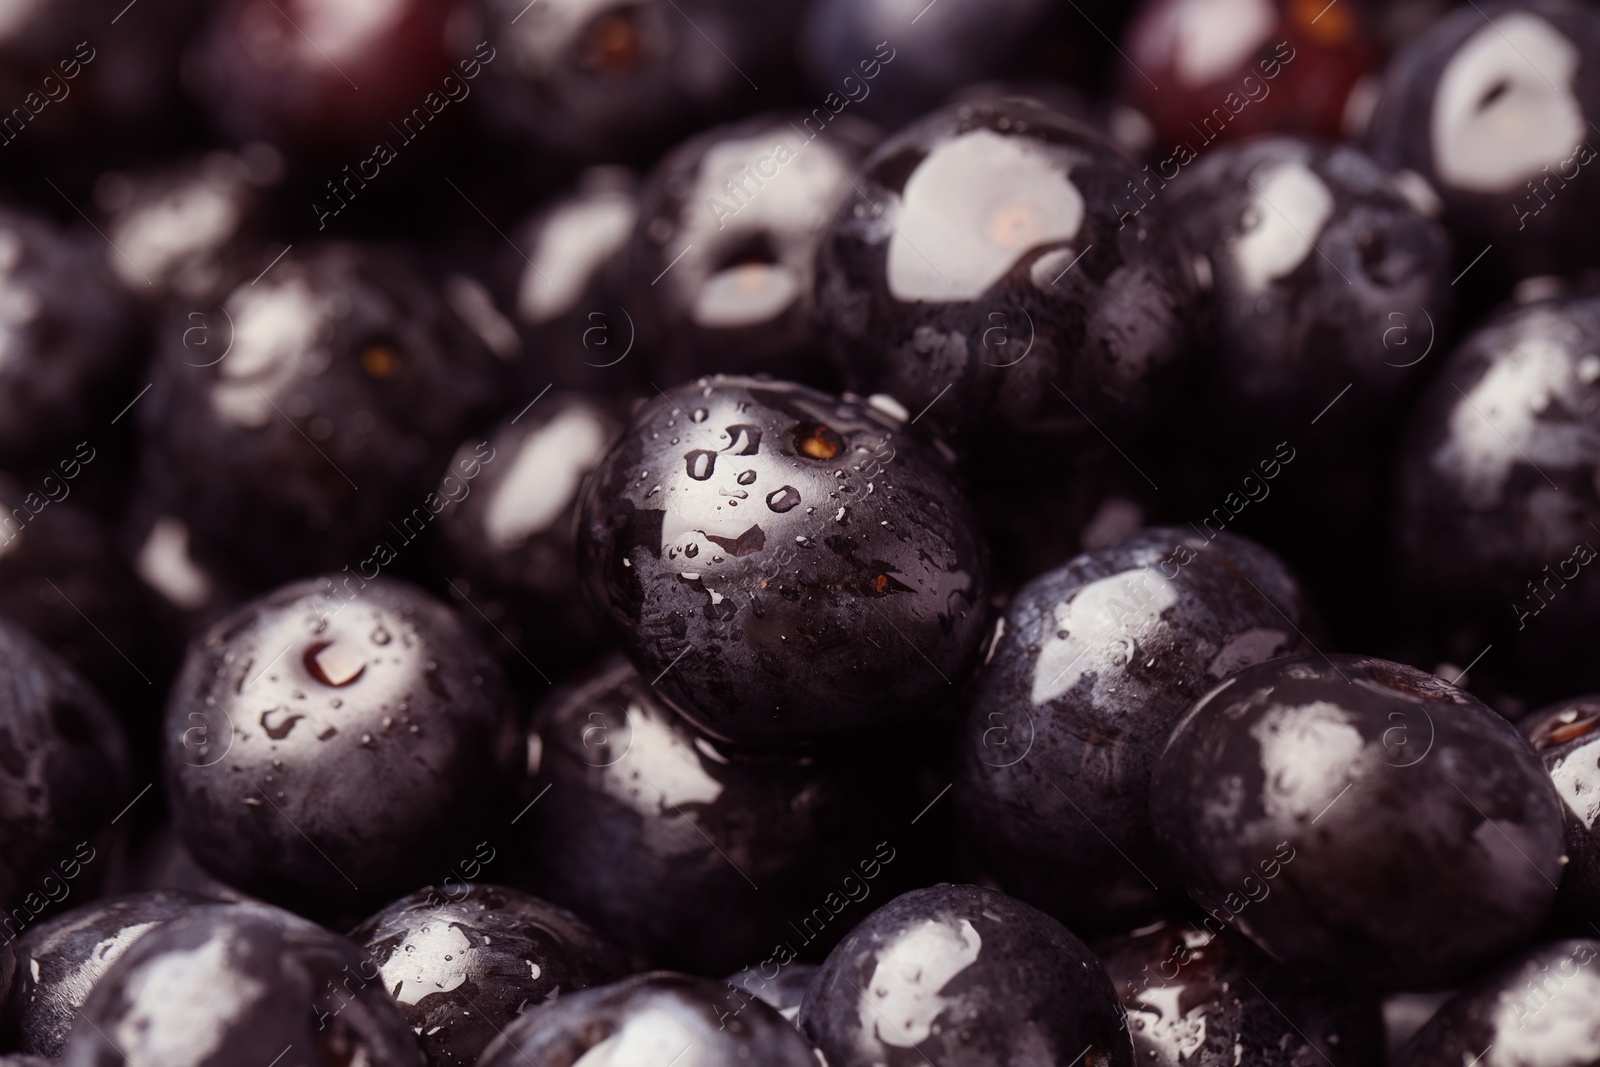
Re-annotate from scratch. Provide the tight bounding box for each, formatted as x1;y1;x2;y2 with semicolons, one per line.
1031;568;1178;706
1433;317;1595;507
889;129;1084;302
212;274;328;427
485;406;611;546
519;191;637;324
136;517;213;610
389;922;473;1006
1431;13;1585;193
112;934;268;1065
1234;158;1334;292
1247;700;1366;825
858;917;982;1049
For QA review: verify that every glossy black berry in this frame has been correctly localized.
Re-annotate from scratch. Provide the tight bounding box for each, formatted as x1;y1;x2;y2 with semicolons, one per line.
435;393;622;676
1366;0;1600;279
0;615;131;923
1099;921;1384;1067
1393;939;1600;1067
1521;697;1600;927
815;97;1198;454
1150;654;1565;989
1395;292;1600;686
479;971;815;1067
515;658;915;973
1168;135;1452;427
6;890;207;1058
350;884;630;1066
626;112;878;384
954;528;1316;929
576;375;991;747
139;242;502;587
59;901;424;1067
800;883;1133;1067
0;203;136;471
163;577;522;913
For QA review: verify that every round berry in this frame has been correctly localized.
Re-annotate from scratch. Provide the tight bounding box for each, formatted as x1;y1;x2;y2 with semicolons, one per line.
800;884;1133;1067
815;98;1198;454
577;376;991;746
1150;654;1565;989
163;577;522;913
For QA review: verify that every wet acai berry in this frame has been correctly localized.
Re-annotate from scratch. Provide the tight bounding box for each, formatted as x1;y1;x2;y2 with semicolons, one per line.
815;97;1198;456
800;883;1133;1067
1150;653;1566;989
1395;292;1600;688
1167;135;1453;428
953;528;1315;930
6;890;207;1058
59;900;424;1067
434;393;623;679
350;883;630;1066
138;241;503;587
515;658;914;973
478;971;817;1067
1365;0;1600;279
0;616;132;924
626;112;879;384
1392;939;1600;1067
576;375;991;747
1098;920;1384;1067
162;577;522;914
1520;696;1600;929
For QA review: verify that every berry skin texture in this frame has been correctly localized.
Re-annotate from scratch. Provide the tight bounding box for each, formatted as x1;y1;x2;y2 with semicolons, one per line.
477;971;817;1067
8;890;206;1058
1393;939;1600;1067
954;528;1315;930
1100;922;1383;1067
577;375;991;747
1168;135;1453;425
800;883;1134;1067
1521;697;1600;927
814;97;1198;453
1365;0;1600;280
350;884;630;1066
1396;292;1600;687
162;577;522;914
59;901;424;1067
515;659;915;973
1150;653;1565;990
